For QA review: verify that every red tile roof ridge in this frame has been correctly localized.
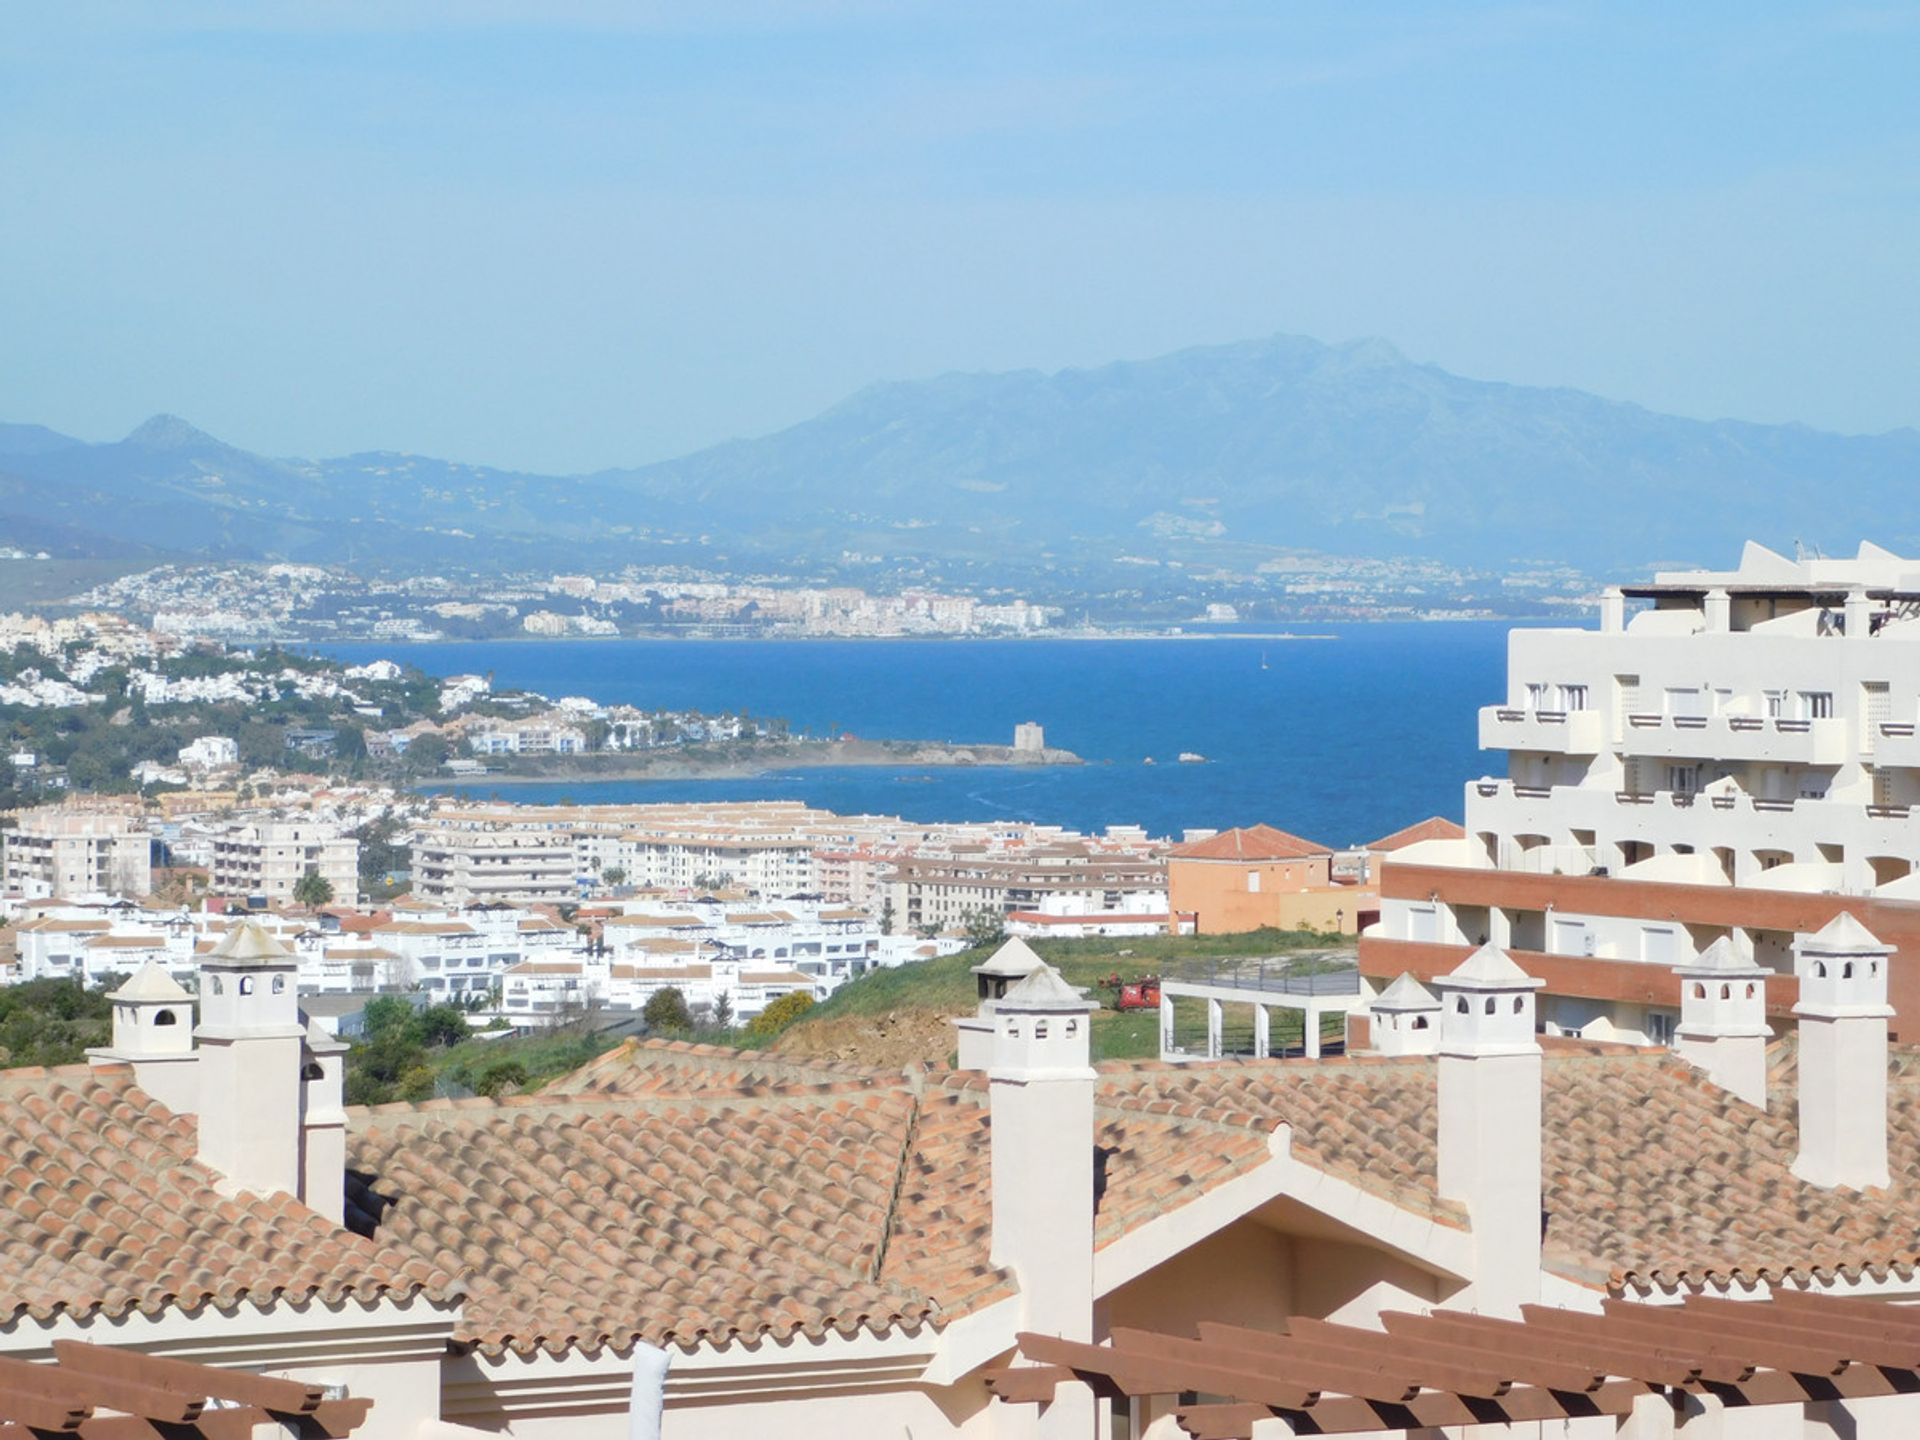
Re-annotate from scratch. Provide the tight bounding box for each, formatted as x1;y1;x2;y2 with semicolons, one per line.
1366;815;1467;852
1169;823;1331;861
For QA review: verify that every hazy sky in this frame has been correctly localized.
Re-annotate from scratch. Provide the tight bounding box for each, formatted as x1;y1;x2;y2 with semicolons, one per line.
2;3;1916;473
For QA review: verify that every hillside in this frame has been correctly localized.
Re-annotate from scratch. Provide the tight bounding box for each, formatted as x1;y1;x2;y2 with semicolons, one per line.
771;930;1354;1067
4;334;1917;574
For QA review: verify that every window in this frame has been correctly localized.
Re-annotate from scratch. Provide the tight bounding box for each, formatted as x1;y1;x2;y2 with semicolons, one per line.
1526;682;1549;710
1801;691;1834;720
1765;690;1786;718
238;976;254;996
272;975;286;993
1246;872;1261;894
1665;686;1706;719
154;1009;177;1026
1667;765;1700;795
1560;684;1589;711
1639;926;1678;965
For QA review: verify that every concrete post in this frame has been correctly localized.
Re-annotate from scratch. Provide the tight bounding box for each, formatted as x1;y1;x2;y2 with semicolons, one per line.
1599;586;1626;633
1303;1002;1322;1059
1206;998;1223;1059
1252;1003;1270;1059
1487;907;1513;948
1158;992;1174;1061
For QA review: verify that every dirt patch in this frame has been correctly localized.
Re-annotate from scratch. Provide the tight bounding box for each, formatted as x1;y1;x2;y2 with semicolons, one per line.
773;1005;963;1068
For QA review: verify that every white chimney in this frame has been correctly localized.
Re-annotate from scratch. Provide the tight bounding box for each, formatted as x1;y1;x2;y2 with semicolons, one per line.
88;961;199;1116
1599;586;1626;633
953;937;1046;1070
1672;939;1772;1110
1434;945;1545;1318
987;960;1099;1436
300;1018;350;1223
195;922;306;1200
1368;972;1441;1056
1791;914;1893;1190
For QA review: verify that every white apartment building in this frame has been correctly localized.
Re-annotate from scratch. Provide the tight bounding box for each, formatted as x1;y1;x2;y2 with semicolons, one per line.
209;821;359;904
602;900;884;992
177;735;239;771
464;712;588;755
1362;540;1920;1045
2;808;151;899
587;828;816;896
9;905;383;993
883;845;1169;935
371;902;580;998
412;828;577;906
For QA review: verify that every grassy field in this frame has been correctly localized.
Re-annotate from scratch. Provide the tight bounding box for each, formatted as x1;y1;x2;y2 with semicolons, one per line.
780;929;1356;1063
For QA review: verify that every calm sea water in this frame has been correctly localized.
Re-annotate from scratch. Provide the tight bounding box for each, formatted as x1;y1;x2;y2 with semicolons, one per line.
318;623;1549;843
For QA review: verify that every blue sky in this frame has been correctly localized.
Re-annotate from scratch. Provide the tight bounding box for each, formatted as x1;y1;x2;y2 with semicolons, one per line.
2;2;1916;472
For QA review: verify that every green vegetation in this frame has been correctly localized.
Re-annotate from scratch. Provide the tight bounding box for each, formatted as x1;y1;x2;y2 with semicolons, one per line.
343;996;623;1104
292;869;334;907
642;986;693;1036
0;978;111;1068
781;928;1353;1062
743;989;814;1040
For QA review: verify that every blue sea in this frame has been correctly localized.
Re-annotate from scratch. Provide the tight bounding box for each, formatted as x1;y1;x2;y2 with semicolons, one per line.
317;623;1553;844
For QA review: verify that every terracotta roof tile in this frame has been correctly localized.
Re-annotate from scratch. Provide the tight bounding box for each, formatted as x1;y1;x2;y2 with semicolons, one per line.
1170;824;1331;861
1367;815;1466;851
0;1067;458;1326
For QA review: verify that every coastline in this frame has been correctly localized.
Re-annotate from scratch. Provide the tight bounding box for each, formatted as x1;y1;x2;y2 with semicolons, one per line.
422;737;1084;786
305;629;1348;647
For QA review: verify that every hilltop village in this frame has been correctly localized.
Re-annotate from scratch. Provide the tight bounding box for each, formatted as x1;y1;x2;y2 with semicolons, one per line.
9;544;1920;1440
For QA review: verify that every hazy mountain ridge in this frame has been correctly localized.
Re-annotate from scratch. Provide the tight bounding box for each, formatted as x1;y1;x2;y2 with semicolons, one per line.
2;334;1916;574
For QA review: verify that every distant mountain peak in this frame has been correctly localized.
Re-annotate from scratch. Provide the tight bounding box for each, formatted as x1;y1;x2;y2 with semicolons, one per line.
124;413;221;451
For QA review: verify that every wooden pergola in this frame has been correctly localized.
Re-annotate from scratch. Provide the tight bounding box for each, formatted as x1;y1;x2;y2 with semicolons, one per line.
990;1291;1920;1437
0;1341;373;1440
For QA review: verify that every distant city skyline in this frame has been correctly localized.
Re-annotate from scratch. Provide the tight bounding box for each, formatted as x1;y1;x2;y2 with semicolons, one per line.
2;2;1916;473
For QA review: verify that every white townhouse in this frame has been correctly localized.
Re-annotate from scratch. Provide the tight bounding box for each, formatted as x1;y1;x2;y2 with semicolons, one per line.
371;902;583;999
1363;539;1920;1047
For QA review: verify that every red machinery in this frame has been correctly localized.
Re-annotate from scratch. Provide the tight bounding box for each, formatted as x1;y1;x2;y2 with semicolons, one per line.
1102;972;1162;1011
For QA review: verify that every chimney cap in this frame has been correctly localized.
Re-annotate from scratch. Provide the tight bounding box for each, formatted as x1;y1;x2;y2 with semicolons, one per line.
972;937;1048;980
202;920;297;968
1796;912;1894;957
997;961;1098;1013
1436;944;1546;993
109;961;192;1004
1673;936;1770;980
1372;972;1442;1012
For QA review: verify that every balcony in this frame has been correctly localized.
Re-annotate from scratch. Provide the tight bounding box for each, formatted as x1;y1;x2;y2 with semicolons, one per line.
1875;721;1920;771
1478;706;1606;754
1620;713;1847;765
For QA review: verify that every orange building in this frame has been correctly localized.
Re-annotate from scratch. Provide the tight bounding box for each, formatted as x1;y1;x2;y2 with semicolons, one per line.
1169;819;1465;937
1167;823;1358;935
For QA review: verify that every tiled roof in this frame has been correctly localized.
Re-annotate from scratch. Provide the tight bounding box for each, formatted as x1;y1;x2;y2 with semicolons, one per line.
1169;824;1330;861
0;1066;455;1326
342;1042;1273;1358
327;1036;1920;1362
1367;815;1466;852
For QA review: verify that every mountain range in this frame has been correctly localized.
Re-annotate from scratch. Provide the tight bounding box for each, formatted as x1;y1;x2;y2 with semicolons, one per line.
4;334;1916;577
